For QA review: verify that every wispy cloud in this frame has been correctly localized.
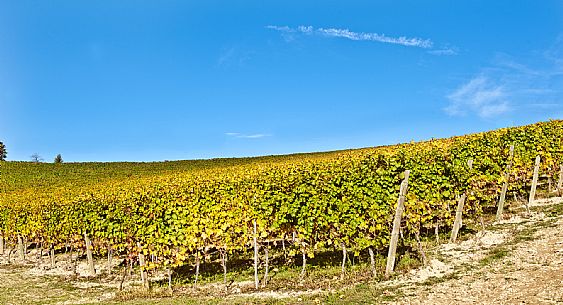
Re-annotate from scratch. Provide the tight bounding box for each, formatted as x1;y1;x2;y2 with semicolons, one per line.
445;39;563;118
266;25;293;32
217;47;254;68
427;46;458;56
266;25;433;48
445;76;509;118
526;103;560;109
225;132;271;139
544;34;563;69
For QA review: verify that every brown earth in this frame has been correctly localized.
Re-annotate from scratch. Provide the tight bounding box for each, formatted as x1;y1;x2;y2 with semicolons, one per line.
385;197;563;305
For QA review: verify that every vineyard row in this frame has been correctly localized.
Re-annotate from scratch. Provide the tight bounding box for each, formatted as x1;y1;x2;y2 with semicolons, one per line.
0;120;561;286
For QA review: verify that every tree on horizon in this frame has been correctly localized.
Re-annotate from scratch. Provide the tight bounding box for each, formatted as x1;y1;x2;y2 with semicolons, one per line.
31;153;43;163
0;141;6;161
54;154;63;164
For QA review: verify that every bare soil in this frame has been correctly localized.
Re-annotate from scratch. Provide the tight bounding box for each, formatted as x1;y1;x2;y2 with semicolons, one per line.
384;196;563;305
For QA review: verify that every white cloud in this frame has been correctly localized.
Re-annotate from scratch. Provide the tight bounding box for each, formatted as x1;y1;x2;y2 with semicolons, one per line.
266;25;433;48
445;39;563;119
478;101;509;118
526;103;560;109
544;34;563;69
445;76;509;118
428;47;458;56
265;25;294;32
242;134;269;139
217;47;253;67
445;35;563;119
298;25;313;34
217;48;236;66
225;132;270;139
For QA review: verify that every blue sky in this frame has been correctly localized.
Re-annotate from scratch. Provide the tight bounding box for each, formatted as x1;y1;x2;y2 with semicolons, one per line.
1;1;562;162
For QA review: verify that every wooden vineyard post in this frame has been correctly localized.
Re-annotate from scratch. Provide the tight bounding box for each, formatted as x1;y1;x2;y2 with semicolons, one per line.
340;243;347;280
299;247;307;281
450;194;466;243
0;232;4;256
18;235;24;261
107;246;113;275
262;243;270;287
253;219;259;290
138;242;148;289
220;249;228;285
527;155;540;214
496;145;514;221
368;247;376;278
557;164;563;195
50;245;56;268
385;170;410;278
84;232;95;276
167;268;173;291
194;251;200;287
451;159;473;242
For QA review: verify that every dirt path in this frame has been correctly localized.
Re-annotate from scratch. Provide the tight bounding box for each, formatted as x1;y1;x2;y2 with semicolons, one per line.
385;197;563;305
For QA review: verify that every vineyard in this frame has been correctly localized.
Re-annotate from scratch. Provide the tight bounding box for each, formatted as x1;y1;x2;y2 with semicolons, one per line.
0;120;562;296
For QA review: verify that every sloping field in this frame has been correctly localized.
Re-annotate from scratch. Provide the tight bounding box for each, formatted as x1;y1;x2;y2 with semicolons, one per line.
0;120;562;304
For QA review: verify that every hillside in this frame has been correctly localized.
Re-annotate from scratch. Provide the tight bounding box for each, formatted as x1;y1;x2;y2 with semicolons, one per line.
0;151;348;194
0;119;562;304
